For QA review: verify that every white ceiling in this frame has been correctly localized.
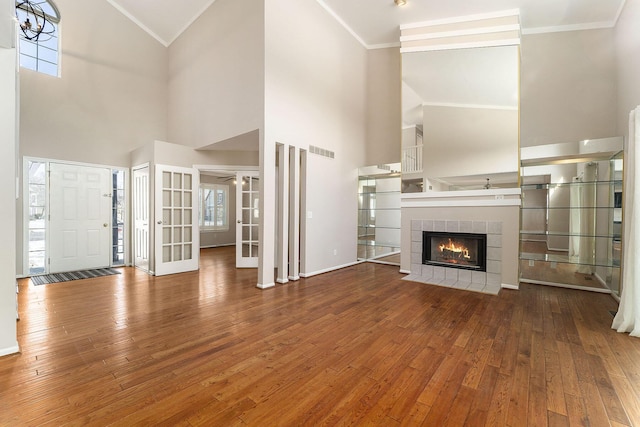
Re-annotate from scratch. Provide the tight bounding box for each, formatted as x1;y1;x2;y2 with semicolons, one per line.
106;0;626;48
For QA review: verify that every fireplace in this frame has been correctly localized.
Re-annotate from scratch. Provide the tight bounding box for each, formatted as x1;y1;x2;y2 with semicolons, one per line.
423;231;487;272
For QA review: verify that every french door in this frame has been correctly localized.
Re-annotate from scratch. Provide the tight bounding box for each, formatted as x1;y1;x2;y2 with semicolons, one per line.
49;163;112;273
154;165;199;276
236;171;259;268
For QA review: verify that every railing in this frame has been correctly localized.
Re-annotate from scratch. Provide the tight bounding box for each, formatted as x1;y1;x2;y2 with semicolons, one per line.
402;144;423;174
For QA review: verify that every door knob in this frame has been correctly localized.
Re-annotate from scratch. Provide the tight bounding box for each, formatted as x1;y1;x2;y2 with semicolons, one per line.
237;220;242;224
103;223;108;227
157;220;163;225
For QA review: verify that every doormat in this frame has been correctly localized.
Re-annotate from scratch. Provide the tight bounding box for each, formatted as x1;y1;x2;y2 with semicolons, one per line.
31;268;122;286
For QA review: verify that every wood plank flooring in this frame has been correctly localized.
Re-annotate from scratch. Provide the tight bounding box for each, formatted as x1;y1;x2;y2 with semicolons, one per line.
1;246;640;426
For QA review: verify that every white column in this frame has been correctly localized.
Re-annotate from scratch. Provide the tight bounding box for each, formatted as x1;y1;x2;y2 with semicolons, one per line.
258;133;276;289
276;143;289;284
288;146;300;280
0;44;19;356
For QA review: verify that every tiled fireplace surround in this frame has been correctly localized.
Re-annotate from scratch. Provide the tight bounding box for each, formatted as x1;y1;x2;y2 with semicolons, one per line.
405;219;503;295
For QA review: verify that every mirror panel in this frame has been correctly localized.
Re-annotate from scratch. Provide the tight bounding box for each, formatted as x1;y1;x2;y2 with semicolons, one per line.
402;45;520;191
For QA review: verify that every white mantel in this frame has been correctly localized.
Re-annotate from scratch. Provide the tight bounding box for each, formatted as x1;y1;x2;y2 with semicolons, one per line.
400;188;521;292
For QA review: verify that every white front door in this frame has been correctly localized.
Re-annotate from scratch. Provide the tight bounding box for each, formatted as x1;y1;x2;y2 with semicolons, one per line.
155;165;199;276
49;163;112;273
133;165;150;272
236;171;259;268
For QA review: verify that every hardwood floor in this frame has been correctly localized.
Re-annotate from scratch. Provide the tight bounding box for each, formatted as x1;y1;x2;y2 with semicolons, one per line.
2;246;640;426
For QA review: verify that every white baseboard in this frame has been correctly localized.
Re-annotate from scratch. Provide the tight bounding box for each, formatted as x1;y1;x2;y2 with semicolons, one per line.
276;278;289;284
288;275;300;281
299;261;363;278
520;278;612;293
399;269;411;274
256;282;275;289
0;344;19;358
200;243;235;249
501;283;519;290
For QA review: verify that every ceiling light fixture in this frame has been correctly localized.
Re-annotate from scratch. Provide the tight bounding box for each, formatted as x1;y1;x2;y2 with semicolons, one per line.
395;0;407;6
15;0;55;41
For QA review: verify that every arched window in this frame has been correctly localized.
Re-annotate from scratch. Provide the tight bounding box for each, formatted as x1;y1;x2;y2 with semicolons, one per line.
15;0;60;77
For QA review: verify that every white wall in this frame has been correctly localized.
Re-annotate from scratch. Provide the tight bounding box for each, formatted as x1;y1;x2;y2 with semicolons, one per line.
0;0;19;356
615;0;640;134
265;0;367;276
168;0;265;148
366;47;401;166
19;0;168;167
521;29;618;147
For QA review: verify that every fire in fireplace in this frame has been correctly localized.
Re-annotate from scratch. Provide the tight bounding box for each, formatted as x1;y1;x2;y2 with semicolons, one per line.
423;231;487;271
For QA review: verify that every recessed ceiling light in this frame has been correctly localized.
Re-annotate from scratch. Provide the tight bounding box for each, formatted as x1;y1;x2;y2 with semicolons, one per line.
395;0;407;5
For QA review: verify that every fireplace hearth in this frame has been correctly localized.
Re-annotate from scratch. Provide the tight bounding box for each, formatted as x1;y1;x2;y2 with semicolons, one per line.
423;231;487;272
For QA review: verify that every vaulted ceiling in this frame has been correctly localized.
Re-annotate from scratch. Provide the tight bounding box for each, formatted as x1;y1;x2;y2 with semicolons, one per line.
106;0;626;47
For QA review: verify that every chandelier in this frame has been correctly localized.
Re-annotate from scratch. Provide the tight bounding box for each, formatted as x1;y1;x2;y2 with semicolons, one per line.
15;0;56;42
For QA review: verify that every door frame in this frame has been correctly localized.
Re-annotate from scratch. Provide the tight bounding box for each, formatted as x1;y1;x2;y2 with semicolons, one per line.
194;164;259;268
21;157;129;277
132;163;150;273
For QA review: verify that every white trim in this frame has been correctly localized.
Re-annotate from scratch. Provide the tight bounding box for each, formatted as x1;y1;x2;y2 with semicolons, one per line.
403;199;521;208
400;38;521;53
166;0;218;46
200;243;234;248
522;21;615;35
614;0;628;27
0;345;19;357
368;42;401;50
399;269;411;274
299;260;363;278
104;0;169;47
400;24;520;43
423;102;518;111
194;164;258;172
594;272;609;289
288;275;300;281
520;278;612;293
313;0;367;48
402;188;521;199
400;9;520;31
276;278;289;284
501;283;519;290
256;282;275;289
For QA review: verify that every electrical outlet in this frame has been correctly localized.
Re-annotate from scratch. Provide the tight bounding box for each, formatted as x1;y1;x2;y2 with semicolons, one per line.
528;259;534;267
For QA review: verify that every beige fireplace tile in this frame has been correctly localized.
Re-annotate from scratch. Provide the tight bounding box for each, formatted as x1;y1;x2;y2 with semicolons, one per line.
411;220;422;231
445;268;458;281
487;247;501;261
458;270;472;283
487;260;501;274
453;281;471;290
433;220;446;232
421;264;434;278
459;221;473;232
488;221;502;234
487;234;502;248
412;230;422;242
472;271;487;285
411;242;422;254
487;273;501;286
472;221;487;234
433;266;446;280
422;220;433;231
484;282;501;295
446;221;459;232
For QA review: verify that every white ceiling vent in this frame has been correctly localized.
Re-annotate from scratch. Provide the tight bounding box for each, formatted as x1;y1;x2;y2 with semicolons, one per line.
309;145;335;159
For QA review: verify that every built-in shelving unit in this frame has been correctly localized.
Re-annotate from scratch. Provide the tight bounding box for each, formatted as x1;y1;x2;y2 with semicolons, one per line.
358;165;401;265
519;146;622;294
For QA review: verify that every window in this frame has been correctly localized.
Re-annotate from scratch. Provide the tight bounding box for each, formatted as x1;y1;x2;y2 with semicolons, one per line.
15;0;60;77
112;169;126;265
199;184;229;231
27;160;46;274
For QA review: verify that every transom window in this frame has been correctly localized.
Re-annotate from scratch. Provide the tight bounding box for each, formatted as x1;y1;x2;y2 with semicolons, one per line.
15;0;60;77
199;184;229;231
